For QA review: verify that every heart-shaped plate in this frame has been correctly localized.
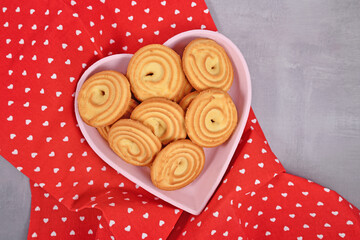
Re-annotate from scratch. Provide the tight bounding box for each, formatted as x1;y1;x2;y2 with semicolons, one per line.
74;30;251;215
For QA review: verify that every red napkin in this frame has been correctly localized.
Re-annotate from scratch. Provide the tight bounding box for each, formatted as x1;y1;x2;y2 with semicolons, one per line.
1;0;359;239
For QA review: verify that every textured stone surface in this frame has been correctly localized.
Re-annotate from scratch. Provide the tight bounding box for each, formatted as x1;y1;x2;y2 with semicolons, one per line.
0;157;31;240
206;0;360;208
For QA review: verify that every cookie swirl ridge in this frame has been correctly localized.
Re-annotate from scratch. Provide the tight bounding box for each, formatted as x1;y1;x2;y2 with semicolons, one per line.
97;125;111;140
185;88;238;148
108;119;161;166
130;98;186;145
97;99;139;140
120;98;139;119
182;38;234;91
78;70;131;127
151;139;205;190
127;44;191;102
179;91;199;111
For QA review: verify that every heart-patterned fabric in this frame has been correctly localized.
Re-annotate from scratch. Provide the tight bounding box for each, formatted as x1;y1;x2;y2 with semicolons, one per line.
1;0;359;239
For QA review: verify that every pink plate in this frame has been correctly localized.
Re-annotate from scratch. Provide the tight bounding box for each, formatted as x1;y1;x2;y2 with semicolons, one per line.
74;30;251;215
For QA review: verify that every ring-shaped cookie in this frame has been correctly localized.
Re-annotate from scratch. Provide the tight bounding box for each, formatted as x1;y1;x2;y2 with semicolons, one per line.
108;119;161;166
151;139;205;190
130;98;186;145
182;38;234;91
78;70;131;127
127;44;192;102
185;88;238;147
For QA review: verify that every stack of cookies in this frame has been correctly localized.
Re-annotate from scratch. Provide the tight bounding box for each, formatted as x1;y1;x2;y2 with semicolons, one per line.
77;38;238;191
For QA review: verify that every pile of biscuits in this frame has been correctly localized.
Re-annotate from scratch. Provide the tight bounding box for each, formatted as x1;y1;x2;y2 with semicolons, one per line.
78;38;238;191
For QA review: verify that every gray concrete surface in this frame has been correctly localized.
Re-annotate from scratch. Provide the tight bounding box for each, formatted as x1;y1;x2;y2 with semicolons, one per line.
0;157;31;240
206;0;360;207
1;1;360;239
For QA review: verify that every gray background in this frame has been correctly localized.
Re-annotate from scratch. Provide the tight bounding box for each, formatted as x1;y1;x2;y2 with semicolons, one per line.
1;1;360;239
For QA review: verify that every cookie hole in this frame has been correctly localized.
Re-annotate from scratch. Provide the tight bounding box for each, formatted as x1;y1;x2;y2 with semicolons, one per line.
211;66;215;70
146;72;154;76
211;119;215;123
100;90;105;96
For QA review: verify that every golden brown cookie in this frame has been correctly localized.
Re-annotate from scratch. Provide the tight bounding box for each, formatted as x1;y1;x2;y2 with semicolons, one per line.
127;44;192;102
179;91;199;111
182;38;234;91
97;125;111;140
185;88;238;147
97;98;139;140
108;119;161;166
151;139;205;190
78;70;131;127
121;98;139;119
130;98;186;145
175;79;193;103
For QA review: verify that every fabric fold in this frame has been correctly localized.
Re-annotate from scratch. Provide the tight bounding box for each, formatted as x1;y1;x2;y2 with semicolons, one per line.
27;108;360;239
